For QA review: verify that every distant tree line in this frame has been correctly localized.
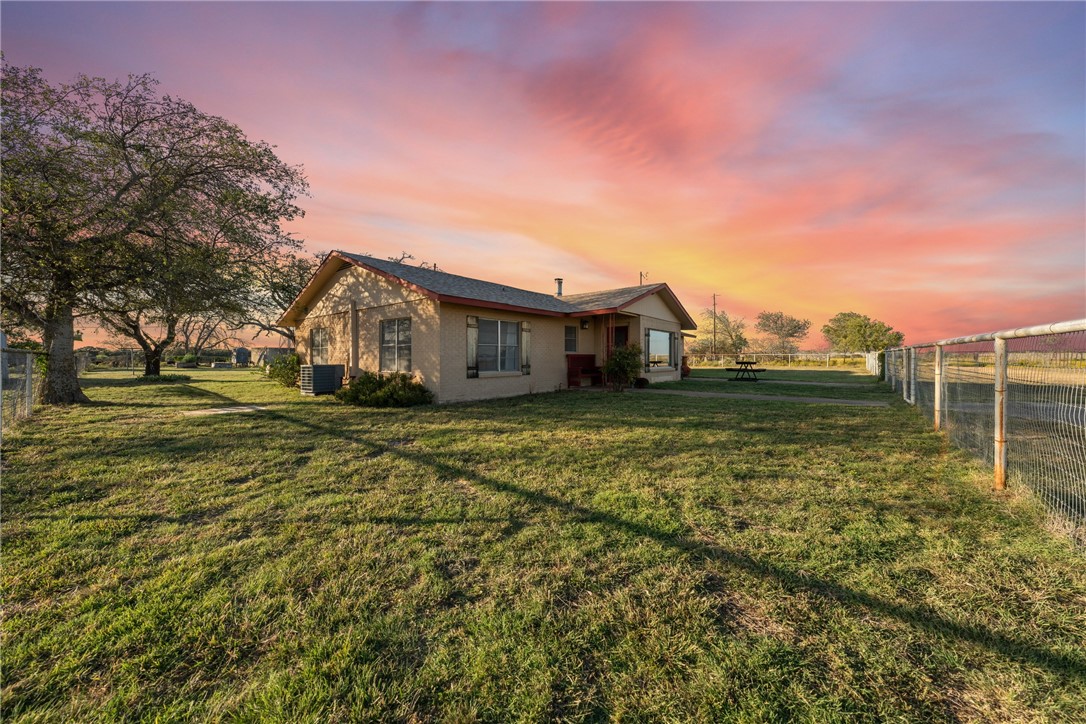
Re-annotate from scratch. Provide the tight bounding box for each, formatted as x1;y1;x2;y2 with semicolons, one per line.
689;306;903;356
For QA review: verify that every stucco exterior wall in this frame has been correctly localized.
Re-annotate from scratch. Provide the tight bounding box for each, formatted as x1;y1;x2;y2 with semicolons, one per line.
354;298;441;388
295;266;440;390
291;266;691;397
437;303;569;403
296;310;351;370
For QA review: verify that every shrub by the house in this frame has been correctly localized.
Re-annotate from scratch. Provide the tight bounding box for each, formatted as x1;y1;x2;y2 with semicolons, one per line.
603;343;644;392
267;353;300;388
335;371;434;407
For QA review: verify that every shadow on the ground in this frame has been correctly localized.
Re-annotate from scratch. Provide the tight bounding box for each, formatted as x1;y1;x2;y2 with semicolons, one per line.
252;404;1086;679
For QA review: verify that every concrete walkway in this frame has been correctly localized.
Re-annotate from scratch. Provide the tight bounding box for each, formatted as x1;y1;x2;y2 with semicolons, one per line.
182;405;268;416
634;388;891;407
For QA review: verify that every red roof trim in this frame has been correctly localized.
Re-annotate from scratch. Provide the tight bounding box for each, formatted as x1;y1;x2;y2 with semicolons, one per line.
276;252;352;326
279;252;696;329
614;282;697;329
435;295;567;317
338;252;441;302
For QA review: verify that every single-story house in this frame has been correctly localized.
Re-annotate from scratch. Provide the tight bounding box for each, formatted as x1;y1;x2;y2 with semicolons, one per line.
277;251;697;403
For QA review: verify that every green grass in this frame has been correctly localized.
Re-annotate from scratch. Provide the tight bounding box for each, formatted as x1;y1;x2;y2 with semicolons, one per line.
656;367;892;400
3;369;1085;721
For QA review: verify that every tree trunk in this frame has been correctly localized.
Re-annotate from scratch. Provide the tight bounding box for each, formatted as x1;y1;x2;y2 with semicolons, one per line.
135;317;175;377
144;348;163;376
40;304;90;404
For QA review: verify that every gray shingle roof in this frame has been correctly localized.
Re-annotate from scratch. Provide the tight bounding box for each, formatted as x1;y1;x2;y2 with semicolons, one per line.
338;252;658;314
560;285;661;311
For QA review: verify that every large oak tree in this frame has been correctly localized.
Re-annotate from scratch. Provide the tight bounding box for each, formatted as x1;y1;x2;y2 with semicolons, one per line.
821;312;904;352
1;63;307;401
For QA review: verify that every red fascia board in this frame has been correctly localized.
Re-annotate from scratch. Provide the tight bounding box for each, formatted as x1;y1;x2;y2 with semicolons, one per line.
569;308;624;317
276;253;351;326
435;295;568;318
613;284;667;311
615;283;697;329
335;253;441;302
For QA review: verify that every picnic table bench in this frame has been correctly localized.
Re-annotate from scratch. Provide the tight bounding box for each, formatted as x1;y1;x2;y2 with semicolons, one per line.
725;360;766;381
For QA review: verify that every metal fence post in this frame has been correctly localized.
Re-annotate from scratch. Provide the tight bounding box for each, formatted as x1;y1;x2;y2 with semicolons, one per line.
933;345;943;431
910;347;918;404
993;337;1007;490
24;351;34;415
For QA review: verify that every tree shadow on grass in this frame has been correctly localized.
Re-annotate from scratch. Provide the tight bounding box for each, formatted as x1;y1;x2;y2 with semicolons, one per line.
258;404;1086;679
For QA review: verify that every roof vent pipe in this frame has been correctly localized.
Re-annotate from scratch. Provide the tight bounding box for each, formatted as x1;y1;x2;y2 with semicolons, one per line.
554;278;563;297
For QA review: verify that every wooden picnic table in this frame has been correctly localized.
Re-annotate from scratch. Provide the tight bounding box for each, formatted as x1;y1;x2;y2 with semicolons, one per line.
725;360;767;382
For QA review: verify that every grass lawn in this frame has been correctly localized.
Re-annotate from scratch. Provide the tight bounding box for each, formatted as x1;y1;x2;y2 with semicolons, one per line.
657;367;890;400
3;369;1084;721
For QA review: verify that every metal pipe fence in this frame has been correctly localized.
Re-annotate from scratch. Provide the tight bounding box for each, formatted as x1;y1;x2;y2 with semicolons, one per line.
886;320;1086;544
1;348;43;436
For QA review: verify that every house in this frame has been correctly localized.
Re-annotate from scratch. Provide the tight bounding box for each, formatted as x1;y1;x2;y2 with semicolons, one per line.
253;347;290;368
277;251;697;403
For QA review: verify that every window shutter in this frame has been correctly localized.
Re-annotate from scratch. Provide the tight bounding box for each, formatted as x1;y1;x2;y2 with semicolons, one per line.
466;316;479;378
520;322;531;375
644;329;651;371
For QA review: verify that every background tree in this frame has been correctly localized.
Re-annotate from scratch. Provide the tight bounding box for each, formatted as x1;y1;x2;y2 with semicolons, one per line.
689;308;747;356
93;243;247;375
1;63;307;401
232;250;320;346
754;311;811;354
175;312;236;359
821;312;904;352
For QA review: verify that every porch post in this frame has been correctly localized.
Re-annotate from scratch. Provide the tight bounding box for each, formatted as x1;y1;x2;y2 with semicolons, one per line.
349;300;359;377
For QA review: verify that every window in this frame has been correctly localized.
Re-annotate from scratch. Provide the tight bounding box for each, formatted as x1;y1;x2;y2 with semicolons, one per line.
467;316;530;377
478;319;520;372
565;325;578;353
379;318;412;372
310;327;329;365
645;329;676;369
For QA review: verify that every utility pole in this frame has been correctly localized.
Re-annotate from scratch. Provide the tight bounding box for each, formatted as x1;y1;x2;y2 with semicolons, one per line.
711;293;718;355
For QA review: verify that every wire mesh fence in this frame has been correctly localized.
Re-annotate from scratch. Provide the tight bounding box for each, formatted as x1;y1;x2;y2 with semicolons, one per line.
886;321;1086;544
1;348;43;436
689;352;869;367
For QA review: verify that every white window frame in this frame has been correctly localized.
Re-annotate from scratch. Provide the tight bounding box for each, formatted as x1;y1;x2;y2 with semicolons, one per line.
379;318;412;373
310;327;329;365
478;318;521;374
564;325;578;353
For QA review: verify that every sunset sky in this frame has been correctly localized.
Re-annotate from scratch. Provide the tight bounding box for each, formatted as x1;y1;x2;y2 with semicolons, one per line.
4;2;1083;346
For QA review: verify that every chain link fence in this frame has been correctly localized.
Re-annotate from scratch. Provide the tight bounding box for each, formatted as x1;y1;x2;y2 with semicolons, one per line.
1;348;44;436
886;320;1086;544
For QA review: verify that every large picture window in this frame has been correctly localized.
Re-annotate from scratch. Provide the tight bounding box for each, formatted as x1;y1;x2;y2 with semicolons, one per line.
478;319;520;373
310;327;329;365
467;316;530;377
380;318;412;372
645;329;676;369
